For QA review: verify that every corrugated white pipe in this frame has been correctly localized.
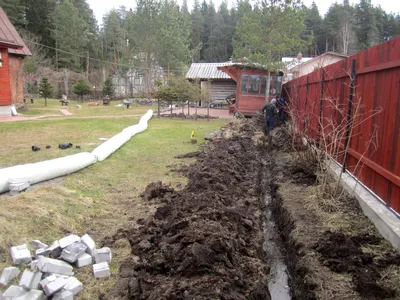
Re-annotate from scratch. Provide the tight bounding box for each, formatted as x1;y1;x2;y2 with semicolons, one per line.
93;109;153;161
0;164;32;193
0;110;154;193
91;132;132;162
8;152;97;187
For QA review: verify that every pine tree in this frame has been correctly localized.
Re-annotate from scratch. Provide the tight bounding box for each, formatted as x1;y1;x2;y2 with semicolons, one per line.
73;79;92;99
24;0;56;50
190;0;204;62
0;0;25;29
303;3;325;55
53;0;87;71
158;0;190;74
39;77;54;107
102;77;115;97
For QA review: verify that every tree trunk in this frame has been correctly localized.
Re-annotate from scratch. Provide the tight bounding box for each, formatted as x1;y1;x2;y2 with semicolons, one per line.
170;100;172;116
63;69;69;97
45;97;47;107
158;98;160;117
265;71;271;104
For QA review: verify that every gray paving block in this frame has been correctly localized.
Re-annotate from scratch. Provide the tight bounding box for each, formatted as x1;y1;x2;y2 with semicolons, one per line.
37;256;73;276
80;234;96;256
18;269;42;289
61;242;87;263
52;289;74;300
35;248;50;259
14;289;44;300
64;276;83;295
93;262;110;278
59;235;80;249
10;244;31;265
32;240;48;249
40;275;68;296
47;241;62;258
94;247;112;264
0;267;20;285
29;260;38;271
75;253;92;268
2;285;26;298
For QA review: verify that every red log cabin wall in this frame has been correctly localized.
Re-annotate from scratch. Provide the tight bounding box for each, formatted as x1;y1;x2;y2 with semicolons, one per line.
236;69;277;115
0;48;12;106
9;55;24;104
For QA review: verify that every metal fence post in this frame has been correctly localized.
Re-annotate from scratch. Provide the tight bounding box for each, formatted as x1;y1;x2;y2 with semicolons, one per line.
304;75;309;131
319;69;325;138
342;59;357;172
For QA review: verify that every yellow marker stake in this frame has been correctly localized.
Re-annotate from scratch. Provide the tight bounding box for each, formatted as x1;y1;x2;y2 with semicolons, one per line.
191;130;195;139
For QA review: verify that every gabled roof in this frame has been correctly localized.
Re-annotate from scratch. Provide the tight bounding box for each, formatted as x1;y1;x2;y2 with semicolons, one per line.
0;8;32;56
186;62;234;79
288;52;348;71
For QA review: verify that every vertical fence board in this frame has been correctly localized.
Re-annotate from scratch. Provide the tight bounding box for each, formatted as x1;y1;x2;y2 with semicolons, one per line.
283;37;400;215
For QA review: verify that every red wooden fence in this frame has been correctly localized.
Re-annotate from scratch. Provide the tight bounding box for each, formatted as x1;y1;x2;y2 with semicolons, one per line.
283;37;400;215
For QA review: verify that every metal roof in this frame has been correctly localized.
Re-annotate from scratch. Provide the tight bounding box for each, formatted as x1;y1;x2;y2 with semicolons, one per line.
186;62;234;79
0;8;32;56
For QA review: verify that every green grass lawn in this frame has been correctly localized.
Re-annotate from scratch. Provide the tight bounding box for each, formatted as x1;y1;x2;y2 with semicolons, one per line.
0;116;230;299
17;98;153;118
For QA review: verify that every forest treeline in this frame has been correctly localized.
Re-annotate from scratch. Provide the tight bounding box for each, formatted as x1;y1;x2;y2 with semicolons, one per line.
1;0;399;76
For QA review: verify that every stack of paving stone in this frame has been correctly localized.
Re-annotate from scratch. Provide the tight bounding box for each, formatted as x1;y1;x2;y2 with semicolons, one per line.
0;234;112;299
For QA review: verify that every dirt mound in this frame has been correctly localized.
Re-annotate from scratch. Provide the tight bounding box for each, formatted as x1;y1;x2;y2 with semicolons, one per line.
269;127;293;152
174;151;201;159
140;181;174;200
111;121;270;300
315;231;398;298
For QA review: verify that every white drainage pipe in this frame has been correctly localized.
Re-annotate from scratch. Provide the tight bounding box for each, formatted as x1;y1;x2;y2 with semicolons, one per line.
0;110;154;194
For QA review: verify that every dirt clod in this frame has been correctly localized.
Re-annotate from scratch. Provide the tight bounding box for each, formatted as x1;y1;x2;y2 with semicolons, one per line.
140;181;174;200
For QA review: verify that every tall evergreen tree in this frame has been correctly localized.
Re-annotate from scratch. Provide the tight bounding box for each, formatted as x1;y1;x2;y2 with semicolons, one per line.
303;2;325;56
158;0;190;74
0;0;25;29
190;0;204;62
53;0;87;71
24;0;56;52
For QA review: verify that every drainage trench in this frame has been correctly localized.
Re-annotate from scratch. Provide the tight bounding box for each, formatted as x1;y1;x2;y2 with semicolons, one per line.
260;158;291;300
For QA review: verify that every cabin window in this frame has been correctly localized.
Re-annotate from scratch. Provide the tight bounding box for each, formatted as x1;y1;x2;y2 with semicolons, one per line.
241;74;283;95
241;75;249;93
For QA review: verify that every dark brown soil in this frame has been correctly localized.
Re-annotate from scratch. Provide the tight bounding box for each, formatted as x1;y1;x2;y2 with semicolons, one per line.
106;118;400;300
314;231;400;298
174;151;201;159
267;127;400;300
110;120;271;300
140;181;174;201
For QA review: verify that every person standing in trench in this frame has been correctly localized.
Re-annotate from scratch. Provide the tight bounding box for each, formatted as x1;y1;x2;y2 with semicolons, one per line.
262;98;278;134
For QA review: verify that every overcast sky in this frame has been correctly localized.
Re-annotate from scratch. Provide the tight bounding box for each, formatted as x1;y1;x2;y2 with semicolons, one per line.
87;0;400;25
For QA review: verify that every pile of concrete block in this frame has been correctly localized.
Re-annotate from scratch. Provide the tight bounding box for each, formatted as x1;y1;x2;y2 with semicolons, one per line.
0;234;112;299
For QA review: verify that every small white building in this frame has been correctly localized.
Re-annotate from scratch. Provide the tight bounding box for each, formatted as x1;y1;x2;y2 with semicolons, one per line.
286;52;348;81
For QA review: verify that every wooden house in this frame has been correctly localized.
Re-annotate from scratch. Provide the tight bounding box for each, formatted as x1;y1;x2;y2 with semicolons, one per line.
186;62;237;107
0;8;32;116
218;64;283;116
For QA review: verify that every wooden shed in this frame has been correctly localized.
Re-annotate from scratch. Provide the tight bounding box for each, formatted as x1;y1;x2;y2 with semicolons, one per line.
186;62;237;107
0;8;31;116
218;64;283;116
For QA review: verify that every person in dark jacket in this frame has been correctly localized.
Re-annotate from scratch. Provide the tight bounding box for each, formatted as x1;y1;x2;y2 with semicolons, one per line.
262;98;278;134
277;96;286;124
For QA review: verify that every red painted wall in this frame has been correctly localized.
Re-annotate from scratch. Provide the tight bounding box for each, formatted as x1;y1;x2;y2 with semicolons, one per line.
0;48;12;106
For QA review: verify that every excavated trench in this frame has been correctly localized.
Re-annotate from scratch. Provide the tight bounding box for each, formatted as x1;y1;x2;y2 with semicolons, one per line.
259;157;291;300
